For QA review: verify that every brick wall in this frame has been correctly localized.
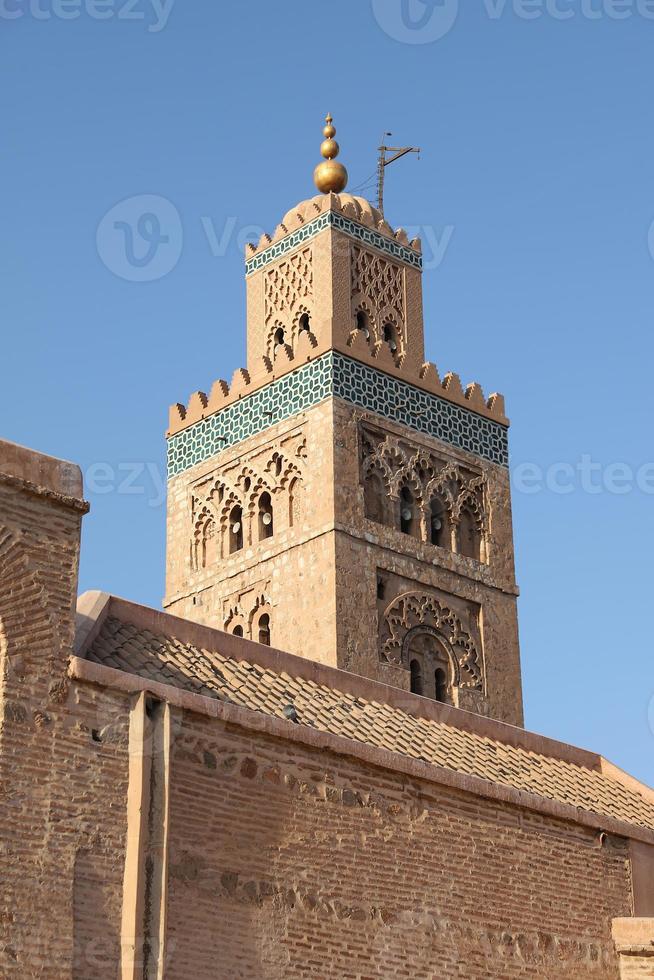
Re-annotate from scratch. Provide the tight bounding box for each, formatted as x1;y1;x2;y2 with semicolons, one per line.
164;709;632;980
0;442;129;977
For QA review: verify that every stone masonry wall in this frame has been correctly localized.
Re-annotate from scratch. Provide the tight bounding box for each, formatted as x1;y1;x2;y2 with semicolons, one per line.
0;447;129;978
165;395;523;722
164;708;632;980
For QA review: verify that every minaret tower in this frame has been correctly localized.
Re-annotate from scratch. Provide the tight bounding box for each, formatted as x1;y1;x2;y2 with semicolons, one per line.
165;116;523;725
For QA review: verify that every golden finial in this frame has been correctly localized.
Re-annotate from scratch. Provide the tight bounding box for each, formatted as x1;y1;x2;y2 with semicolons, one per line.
313;112;348;194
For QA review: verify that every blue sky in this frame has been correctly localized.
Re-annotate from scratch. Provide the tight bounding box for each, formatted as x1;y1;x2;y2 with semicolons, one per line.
3;0;654;784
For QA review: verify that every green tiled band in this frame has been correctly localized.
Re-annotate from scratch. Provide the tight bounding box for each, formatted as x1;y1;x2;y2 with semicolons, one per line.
245;211;423;276
167;353;509;478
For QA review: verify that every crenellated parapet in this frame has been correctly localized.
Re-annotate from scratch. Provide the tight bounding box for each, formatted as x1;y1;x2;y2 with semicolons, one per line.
168;338;507;437
244;192;422;272
166;351;509;479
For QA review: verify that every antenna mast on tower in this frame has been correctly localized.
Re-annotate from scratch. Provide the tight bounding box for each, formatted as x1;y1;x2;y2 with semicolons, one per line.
377;134;420;215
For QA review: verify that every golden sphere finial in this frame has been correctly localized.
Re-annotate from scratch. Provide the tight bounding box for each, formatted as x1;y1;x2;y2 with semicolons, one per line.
314;112;348;194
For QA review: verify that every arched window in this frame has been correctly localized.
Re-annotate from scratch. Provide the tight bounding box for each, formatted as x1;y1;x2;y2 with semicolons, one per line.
258;492;274;540
410;659;423;696
232;624;244;638
435;667;448;703
407;631;454;704
382;322;398;354
273;327;285;351
364;471;386;524
356;310;370;340
458;508;481;561
229;505;243;554
258;613;271;646
430;497;449;549
399;486;417;537
298;312;311;334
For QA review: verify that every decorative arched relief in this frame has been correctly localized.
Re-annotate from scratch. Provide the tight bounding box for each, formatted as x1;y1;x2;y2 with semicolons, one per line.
287;475;303;528
380;591;483;691
360;427;489;561
190;441;307;568
192;505;218;570
224;606;247;637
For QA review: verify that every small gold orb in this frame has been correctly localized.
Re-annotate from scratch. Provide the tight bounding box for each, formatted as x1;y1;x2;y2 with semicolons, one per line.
314;160;348;194
320;138;339;160
323;123;336;139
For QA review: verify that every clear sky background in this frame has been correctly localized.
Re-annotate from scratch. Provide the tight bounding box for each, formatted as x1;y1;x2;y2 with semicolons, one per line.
2;0;654;784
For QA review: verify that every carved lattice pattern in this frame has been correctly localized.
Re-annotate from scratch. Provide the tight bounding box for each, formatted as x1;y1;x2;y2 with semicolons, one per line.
264;247;313;352
351;246;405;350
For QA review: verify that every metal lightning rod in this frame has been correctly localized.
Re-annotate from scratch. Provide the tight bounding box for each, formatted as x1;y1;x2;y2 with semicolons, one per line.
377;133;421;215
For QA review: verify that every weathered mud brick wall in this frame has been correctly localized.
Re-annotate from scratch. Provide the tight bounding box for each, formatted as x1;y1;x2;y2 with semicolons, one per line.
165;711;632;980
0;443;129;978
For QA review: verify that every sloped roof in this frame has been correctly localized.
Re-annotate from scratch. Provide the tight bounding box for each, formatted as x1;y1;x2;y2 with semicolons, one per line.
74;594;654;836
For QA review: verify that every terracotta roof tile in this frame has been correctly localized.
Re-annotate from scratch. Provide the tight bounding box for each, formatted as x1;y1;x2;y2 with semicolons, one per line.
83;615;654;832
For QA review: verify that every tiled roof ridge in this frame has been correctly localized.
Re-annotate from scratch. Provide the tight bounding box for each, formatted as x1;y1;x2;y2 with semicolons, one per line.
72;592;654;837
75;591;605;773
